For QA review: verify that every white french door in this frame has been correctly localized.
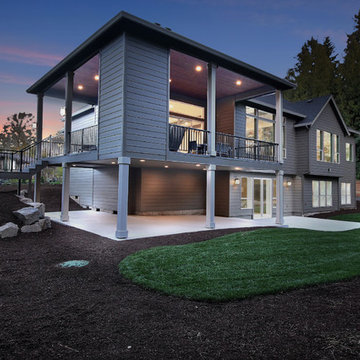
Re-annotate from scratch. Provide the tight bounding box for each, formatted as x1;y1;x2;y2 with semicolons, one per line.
253;178;272;218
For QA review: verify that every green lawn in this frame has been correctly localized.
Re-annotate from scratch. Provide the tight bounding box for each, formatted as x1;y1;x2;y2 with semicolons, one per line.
119;228;360;301
330;213;360;222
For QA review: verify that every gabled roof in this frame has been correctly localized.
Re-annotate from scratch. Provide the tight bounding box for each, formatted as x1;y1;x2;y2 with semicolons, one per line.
246;94;351;136
26;11;294;95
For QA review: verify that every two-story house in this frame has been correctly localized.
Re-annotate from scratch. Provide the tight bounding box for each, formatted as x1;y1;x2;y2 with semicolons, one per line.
0;11;357;239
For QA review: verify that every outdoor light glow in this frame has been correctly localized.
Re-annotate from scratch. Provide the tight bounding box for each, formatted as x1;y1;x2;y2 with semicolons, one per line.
94;75;99;81
169;78;172;82
164;165;169;168
195;65;202;72
234;177;240;185
234;167;241;170
60;107;66;117
140;159;145;162
196;164;201;167
236;80;242;86
111;161;116;164
77;84;84;90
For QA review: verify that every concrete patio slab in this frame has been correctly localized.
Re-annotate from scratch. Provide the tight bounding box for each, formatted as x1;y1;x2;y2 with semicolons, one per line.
46;211;360;241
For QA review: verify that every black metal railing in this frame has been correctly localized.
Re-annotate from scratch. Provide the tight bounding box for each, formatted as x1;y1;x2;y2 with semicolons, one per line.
70;125;98;153
168;124;278;162
169;124;209;154
0;125;98;173
215;132;278;162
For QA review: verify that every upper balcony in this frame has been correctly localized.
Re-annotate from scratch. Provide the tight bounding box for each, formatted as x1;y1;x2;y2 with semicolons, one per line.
169;124;278;162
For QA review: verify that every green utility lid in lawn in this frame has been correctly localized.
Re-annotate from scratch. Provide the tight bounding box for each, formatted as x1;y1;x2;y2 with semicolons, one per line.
58;260;89;268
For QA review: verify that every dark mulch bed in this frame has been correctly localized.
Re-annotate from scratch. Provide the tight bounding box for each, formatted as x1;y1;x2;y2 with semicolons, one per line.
310;201;360;219
0;184;84;220
1;192;360;359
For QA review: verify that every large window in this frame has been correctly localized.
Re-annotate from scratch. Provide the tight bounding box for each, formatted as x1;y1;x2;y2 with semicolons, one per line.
312;180;332;207
246;106;275;142
316;130;339;163
341;183;351;205
169;99;205;129
346;143;353;161
241;177;253;209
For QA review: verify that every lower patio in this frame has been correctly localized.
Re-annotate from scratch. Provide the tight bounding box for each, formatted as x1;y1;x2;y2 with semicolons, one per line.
46;211;360;240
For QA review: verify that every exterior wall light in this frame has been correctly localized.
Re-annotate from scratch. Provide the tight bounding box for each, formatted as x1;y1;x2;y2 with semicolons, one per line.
234;177;240;185
60;107;66;117
195;65;202;72
284;181;292;187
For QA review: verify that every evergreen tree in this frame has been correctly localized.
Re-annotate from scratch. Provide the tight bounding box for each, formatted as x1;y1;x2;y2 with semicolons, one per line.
338;10;360;128
285;37;339;101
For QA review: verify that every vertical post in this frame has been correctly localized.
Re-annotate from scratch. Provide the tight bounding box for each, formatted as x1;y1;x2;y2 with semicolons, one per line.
275;90;283;163
27;176;32;199
206;164;216;229
207;63;217;156
60;162;70;221
276;170;284;225
115;157;130;239
34;93;44;202
36;93;44;159
64;71;74;155
17;179;21;196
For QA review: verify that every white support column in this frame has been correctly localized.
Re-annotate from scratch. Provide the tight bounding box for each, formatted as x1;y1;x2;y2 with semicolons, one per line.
115;157;131;239
64;71;74;155
276;170;284;225
206;164;216;229
60;162;70;222
207;63;217;156
275;90;283;164
34;93;43;203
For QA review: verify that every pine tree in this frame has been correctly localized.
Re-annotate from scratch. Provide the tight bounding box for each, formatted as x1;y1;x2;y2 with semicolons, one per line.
285;37;339;101
338;10;360;128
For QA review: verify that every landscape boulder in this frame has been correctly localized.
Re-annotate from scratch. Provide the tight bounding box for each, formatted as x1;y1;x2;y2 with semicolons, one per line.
39;217;52;230
13;207;40;225
20;197;33;204
27;202;45;218
21;222;42;233
20;189;27;197
0;222;19;239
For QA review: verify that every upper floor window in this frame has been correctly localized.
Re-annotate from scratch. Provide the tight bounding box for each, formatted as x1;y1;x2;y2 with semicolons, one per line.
246;106;275;143
346;143;353;161
169;99;205;129
316;130;339;163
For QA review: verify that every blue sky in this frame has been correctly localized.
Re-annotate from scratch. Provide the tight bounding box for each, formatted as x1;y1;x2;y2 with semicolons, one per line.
0;0;359;135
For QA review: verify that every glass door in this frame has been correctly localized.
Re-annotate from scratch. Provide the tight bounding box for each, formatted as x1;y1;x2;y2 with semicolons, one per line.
253;178;272;218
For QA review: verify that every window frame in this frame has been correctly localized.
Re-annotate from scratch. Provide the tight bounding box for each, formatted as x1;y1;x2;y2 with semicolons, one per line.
316;129;340;163
245;106;275;143
346;143;353;162
312;180;332;208
341;182;351;205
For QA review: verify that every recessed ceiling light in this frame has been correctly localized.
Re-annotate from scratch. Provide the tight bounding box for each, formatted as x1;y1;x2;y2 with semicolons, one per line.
72;164;76;167
164;165;169;168
111;161;116;164
235;167;241;170
77;84;84;90
196;164;201;167
203;168;207;171
140;159;145;162
195;65;202;72
94;75;99;81
236;80;242;86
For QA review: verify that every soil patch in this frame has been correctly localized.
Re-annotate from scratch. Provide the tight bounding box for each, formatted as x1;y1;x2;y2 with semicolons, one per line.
1;191;360;359
310;201;360;219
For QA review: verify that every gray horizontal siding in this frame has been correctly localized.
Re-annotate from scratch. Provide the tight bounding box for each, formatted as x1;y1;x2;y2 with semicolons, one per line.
93;167;118;211
98;35;125;159
69;168;93;207
124;35;169;159
283;118;297;175
72;108;97;132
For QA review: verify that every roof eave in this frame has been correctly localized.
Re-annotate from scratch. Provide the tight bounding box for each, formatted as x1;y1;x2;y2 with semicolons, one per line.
27;11;295;95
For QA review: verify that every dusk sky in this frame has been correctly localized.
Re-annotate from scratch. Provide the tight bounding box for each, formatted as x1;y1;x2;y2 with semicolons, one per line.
0;0;359;136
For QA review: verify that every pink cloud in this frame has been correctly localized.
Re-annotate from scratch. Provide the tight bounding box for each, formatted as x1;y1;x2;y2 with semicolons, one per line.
0;46;63;67
0;73;35;85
